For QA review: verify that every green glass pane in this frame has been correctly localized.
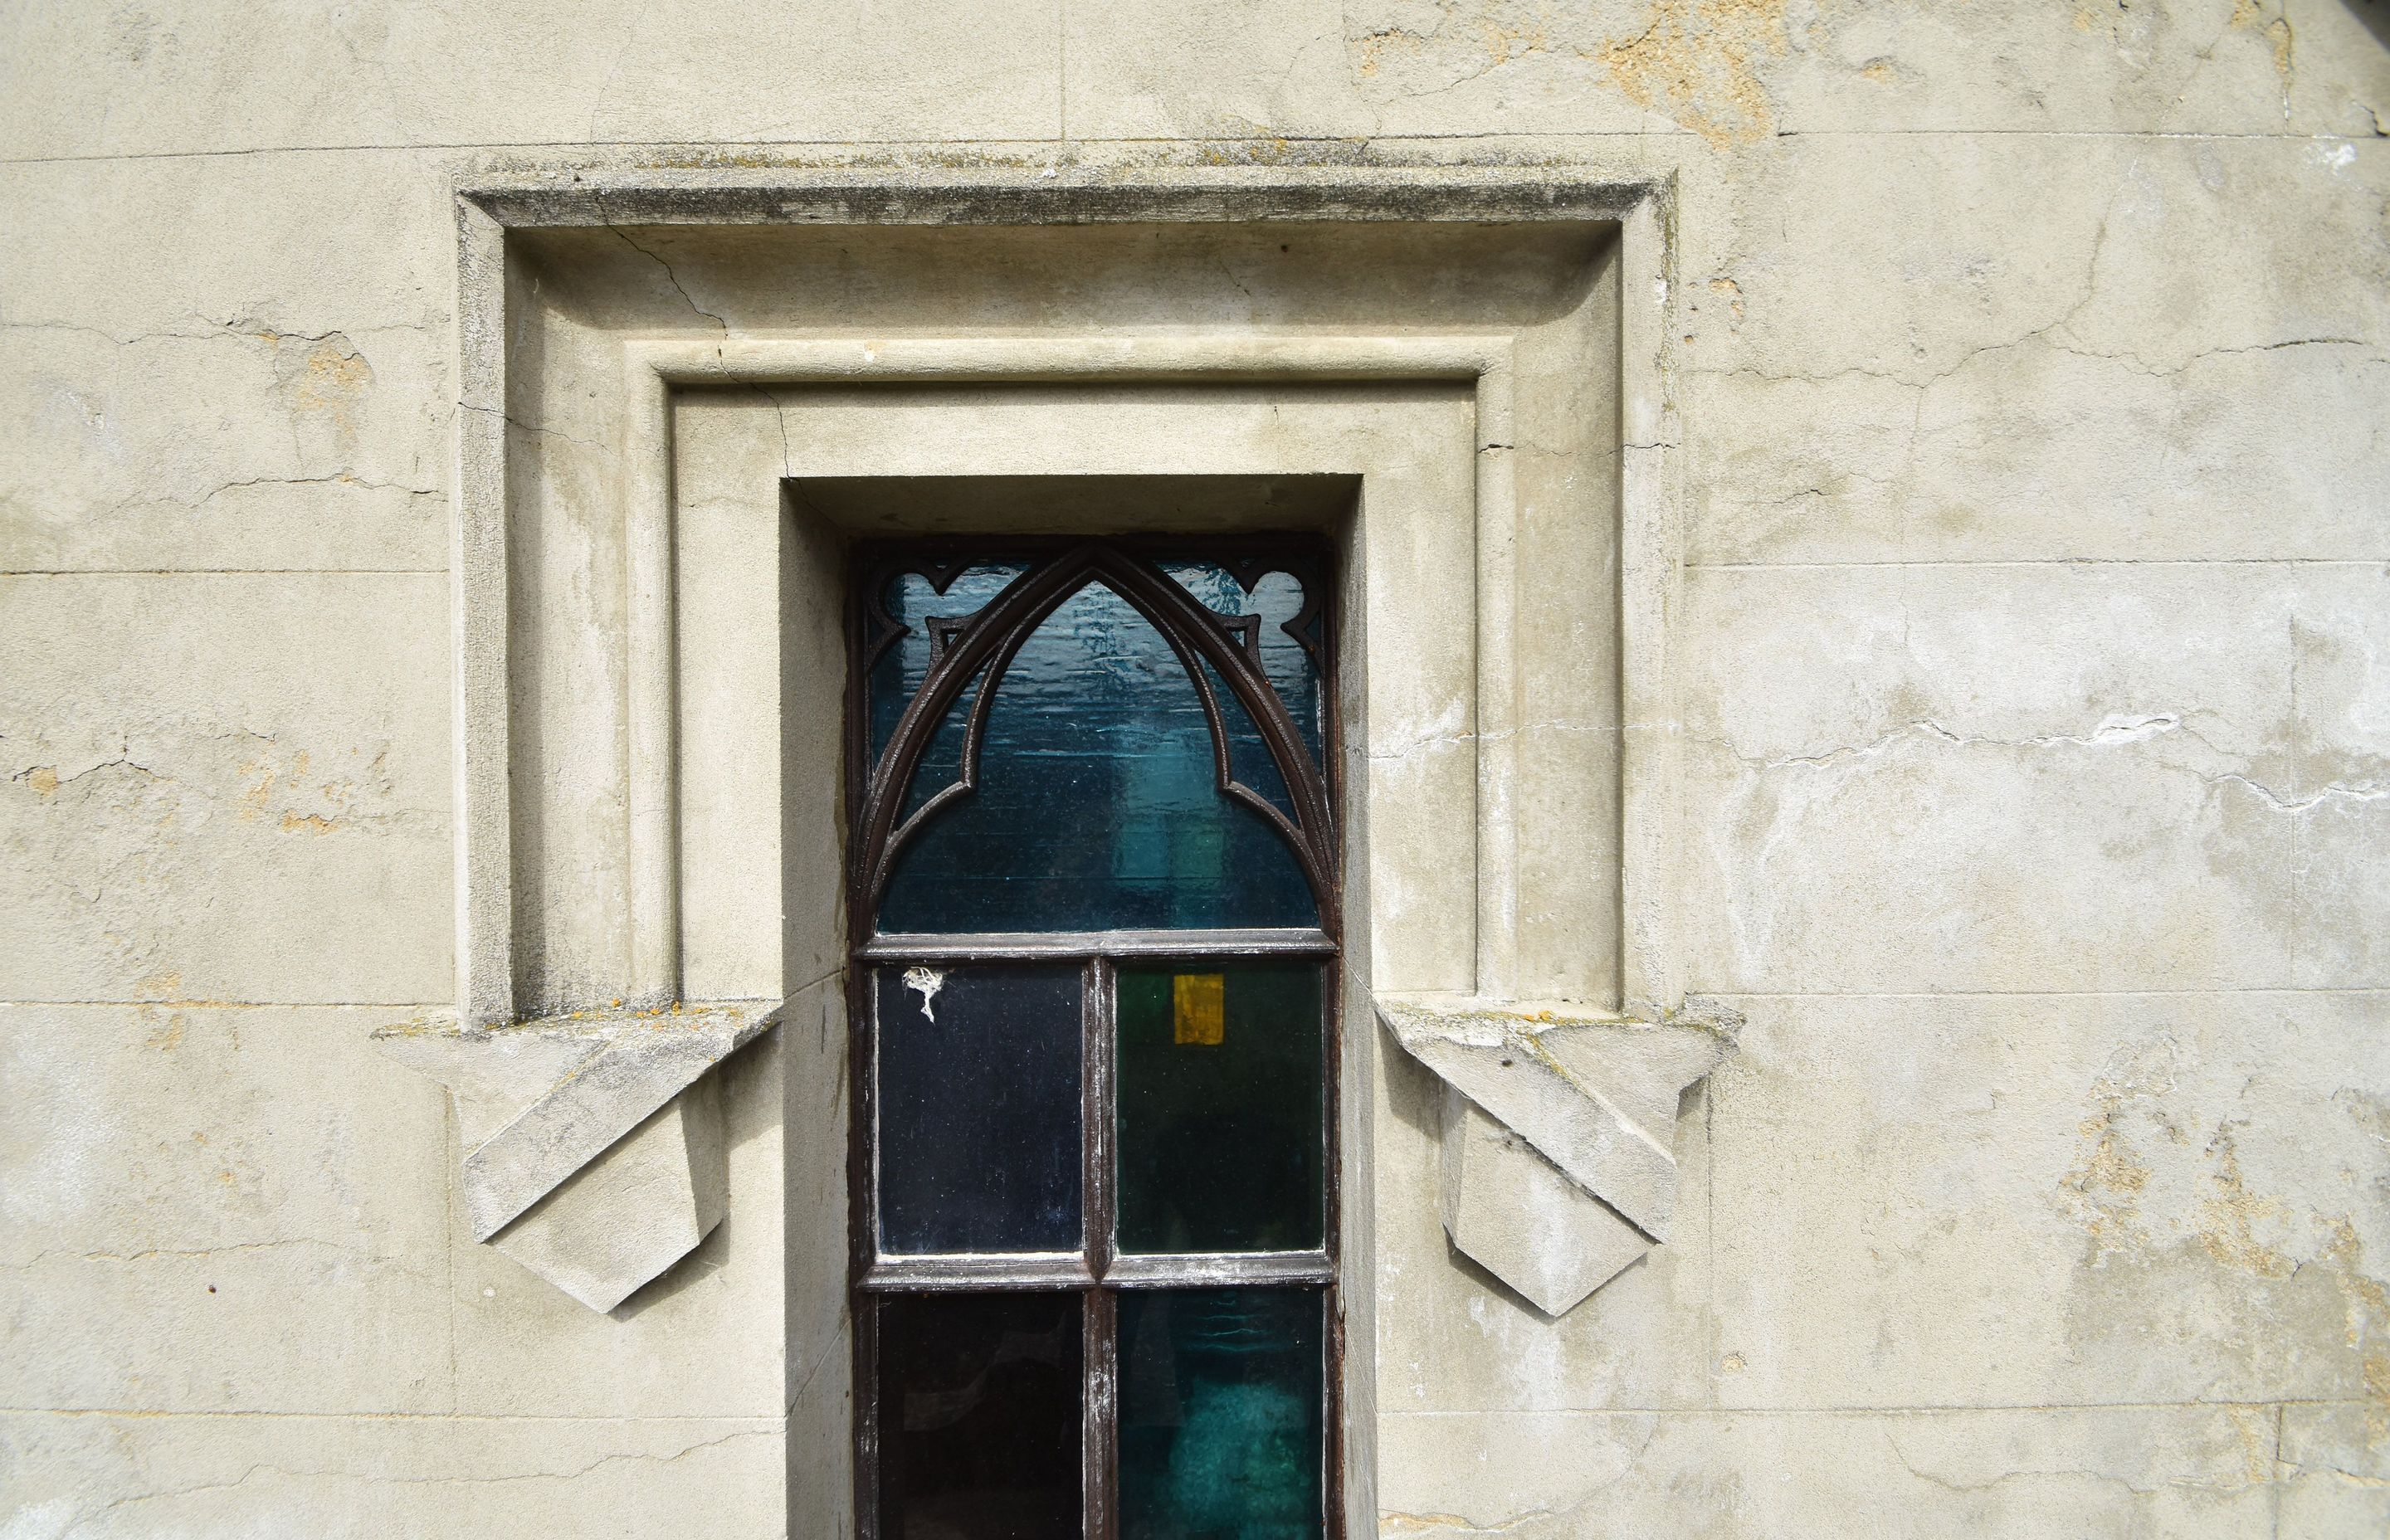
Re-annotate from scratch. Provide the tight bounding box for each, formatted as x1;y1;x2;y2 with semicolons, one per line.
1119;1288;1324;1540
1116;964;1324;1255
876;1291;1083;1538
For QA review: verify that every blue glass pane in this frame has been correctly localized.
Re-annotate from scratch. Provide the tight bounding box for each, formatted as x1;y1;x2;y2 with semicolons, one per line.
1167;563;1324;762
876;965;1081;1255
878;580;1317;933
869;563;1028;768
1119;1287;1324;1539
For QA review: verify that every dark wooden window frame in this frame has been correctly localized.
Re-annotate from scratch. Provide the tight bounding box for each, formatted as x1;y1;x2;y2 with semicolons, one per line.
845;535;1344;1539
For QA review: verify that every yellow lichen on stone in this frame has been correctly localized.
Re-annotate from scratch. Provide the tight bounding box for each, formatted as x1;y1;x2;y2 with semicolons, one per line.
2192;1128;2292;1279
2319;1218;2390;1438
2058;1077;2157;1260
285;335;374;445
1594;0;1789;146
2229;0;2294;75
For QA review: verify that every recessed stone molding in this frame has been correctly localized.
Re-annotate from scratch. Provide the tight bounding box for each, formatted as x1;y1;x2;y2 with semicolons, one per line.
451;173;1685;1030
378;1002;777;1311
1379;997;1730;1315
449;170;1682;1528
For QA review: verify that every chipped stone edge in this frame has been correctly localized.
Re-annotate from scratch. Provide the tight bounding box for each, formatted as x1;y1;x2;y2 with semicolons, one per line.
375;1001;779;1241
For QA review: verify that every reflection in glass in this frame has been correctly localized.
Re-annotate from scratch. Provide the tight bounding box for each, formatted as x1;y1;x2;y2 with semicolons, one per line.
1116;965;1324;1255
1165;563;1324;763
877;1292;1084;1540
869;563;1028;768
1198;655;1295;823
877;579;1316;933
876;966;1081;1255
1119;1288;1324;1539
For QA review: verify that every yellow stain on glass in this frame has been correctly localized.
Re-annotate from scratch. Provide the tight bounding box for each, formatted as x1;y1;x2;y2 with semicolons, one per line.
1173;973;1226;1045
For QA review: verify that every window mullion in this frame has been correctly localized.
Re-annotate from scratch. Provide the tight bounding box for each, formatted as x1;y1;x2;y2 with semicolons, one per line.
852;962;883;1540
1085;954;1118;1282
1084;1287;1119;1540
852;1294;881;1540
1082;955;1119;1539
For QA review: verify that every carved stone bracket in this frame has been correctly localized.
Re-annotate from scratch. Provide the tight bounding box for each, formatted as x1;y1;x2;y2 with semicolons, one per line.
377;1002;778;1312
1378;998;1734;1316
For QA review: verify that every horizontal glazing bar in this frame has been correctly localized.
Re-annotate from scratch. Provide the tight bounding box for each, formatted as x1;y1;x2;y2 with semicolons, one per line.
1101;1252;1334;1288
863;1254;1094;1292
862;1252;1335;1291
860;928;1338;962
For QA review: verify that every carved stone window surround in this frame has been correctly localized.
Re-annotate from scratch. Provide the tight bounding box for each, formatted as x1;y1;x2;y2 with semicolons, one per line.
412;168;1709;1521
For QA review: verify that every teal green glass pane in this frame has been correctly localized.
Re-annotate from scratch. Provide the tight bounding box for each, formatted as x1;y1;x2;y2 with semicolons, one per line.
878;580;1316;933
1116;964;1324;1255
1197;656;1295;823
876;1291;1083;1538
867;563;1027;768
1168;563;1324;763
900;673;979;825
1119;1288;1324;1540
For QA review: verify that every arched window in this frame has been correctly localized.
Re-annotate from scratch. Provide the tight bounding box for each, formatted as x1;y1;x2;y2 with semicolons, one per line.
850;538;1340;1538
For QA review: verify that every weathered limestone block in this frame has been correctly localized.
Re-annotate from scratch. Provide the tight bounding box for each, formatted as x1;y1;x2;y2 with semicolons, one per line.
0;1004;453;1415
0;1405;789;1538
1380;997;1729;1316
484;1074;728;1313
0;570;453;1006
378;1002;775;1312
1438;1089;1655;1316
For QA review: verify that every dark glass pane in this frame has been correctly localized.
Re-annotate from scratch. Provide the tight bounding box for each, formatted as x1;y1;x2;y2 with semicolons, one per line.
869;563;1029;768
876;965;1081;1255
877;1292;1083;1540
1116;965;1324;1255
879;579;1316;933
1119;1288;1324;1540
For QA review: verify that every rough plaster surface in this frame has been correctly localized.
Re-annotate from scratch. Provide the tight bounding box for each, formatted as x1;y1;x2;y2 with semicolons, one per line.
7;2;2390;1536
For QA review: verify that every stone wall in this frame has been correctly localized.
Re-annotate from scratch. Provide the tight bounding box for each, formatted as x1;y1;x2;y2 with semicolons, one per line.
4;3;2387;1536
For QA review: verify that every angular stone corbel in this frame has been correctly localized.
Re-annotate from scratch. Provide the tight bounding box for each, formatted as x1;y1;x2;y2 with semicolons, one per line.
1378;997;1733;1316
376;1001;778;1312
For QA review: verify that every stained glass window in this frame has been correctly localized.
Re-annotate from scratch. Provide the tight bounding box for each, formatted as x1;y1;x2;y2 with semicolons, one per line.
876;580;1315;932
851;539;1339;1539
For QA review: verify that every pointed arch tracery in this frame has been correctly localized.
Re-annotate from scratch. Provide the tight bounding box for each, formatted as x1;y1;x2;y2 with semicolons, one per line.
852;540;1338;933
